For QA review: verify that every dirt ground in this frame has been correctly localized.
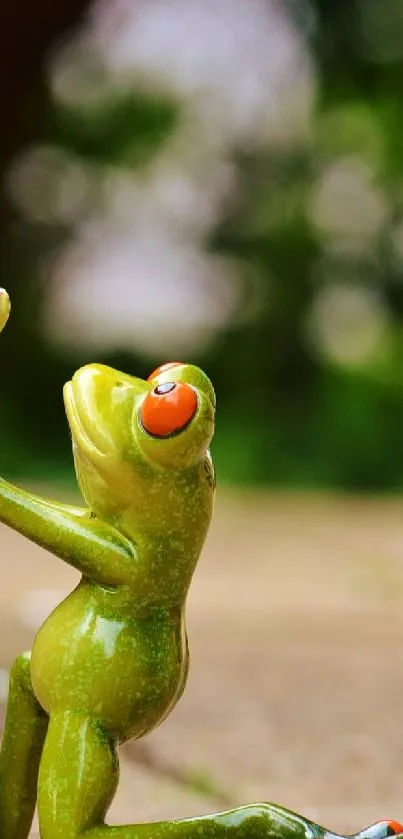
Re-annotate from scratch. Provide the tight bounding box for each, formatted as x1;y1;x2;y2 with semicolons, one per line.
1;489;403;835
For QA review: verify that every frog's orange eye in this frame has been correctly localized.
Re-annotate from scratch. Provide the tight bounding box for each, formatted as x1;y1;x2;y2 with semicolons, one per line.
140;381;197;437
148;362;184;381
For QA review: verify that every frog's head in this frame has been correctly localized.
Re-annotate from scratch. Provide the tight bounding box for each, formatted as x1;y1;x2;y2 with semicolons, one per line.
63;362;216;545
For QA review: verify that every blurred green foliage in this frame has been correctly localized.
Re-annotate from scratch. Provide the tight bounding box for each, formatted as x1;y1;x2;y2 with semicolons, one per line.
2;1;403;491
55;93;177;168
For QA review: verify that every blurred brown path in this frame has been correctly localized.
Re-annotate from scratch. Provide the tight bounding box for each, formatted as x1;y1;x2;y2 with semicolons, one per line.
1;490;403;834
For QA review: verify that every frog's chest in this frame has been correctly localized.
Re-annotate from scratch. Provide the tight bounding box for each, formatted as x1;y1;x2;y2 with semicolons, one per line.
30;594;188;738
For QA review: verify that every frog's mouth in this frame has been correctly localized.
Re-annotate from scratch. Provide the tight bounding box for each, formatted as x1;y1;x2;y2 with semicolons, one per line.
63;381;106;458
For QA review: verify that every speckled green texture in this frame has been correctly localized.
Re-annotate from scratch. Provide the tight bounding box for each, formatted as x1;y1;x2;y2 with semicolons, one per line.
0;292;401;839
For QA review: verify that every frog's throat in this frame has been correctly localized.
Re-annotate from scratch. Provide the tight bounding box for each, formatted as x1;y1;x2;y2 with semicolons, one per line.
63;381;106;458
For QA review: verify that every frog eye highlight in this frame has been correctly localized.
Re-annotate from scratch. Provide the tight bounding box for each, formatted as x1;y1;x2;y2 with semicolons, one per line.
140;381;197;437
148;362;184;381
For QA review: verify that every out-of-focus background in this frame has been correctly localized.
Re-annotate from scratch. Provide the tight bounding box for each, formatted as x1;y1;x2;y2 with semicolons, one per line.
1;0;403;833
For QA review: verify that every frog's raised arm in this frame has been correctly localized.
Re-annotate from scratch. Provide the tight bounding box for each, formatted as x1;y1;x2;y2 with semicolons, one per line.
0;479;135;585
0;290;135;586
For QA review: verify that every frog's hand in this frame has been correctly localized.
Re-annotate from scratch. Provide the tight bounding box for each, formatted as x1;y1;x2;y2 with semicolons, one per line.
0;480;137;586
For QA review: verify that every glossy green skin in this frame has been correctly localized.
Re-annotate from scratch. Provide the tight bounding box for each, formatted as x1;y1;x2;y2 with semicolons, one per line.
31;362;216;743
0;295;399;839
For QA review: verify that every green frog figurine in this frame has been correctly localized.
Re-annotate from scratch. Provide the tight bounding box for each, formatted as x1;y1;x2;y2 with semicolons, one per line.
0;288;401;839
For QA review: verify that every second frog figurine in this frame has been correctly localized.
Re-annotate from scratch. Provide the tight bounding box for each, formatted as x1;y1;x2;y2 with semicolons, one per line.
0;289;401;839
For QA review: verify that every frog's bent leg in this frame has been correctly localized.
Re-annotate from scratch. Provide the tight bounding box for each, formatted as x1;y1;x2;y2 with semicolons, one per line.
38;711;324;839
0;651;48;839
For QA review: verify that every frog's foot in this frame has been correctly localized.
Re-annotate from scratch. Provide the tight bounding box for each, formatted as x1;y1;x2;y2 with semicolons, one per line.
353;822;403;839
322;819;403;839
0;652;48;839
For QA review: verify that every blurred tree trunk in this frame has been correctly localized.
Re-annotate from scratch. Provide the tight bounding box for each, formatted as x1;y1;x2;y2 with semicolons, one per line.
0;0;94;473
0;0;92;172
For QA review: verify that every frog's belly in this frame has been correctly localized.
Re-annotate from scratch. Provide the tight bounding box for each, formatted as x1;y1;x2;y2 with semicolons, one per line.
31;602;188;741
